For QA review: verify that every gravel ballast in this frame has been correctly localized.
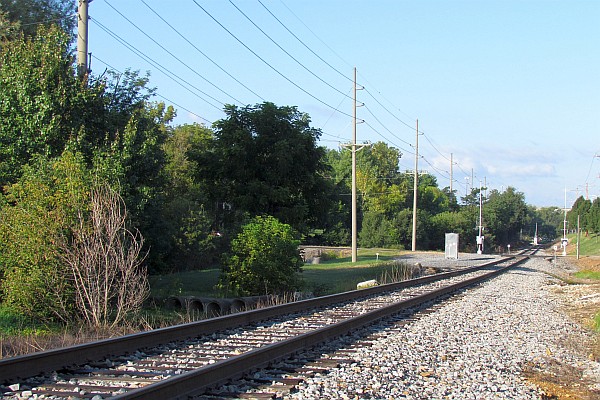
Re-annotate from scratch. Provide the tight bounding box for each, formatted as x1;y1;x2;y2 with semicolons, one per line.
286;252;600;399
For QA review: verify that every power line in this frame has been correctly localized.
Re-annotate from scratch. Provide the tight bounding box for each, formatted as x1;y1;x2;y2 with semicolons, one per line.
277;0;353;71
191;0;354;119
93;56;212;125
139;0;265;103
363;87;415;133
229;0;352;101
104;0;243;105
90;17;224;111
421;133;452;162
363;104;412;147
257;0;352;85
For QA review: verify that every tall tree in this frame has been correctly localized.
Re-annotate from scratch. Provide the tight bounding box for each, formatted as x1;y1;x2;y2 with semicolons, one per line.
161;123;218;270
484;187;528;247
0;0;75;40
198;102;330;234
0;24;113;188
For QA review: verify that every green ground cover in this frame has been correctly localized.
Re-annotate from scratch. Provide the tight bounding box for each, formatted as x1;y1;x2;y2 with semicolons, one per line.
0;307;58;336
566;232;600;257
573;270;600;280
149;248;405;298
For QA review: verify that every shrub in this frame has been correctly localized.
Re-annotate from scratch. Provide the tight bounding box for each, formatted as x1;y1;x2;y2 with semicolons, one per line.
219;215;303;296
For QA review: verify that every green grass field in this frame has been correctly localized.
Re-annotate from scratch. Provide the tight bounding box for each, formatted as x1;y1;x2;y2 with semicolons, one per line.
149;248;406;298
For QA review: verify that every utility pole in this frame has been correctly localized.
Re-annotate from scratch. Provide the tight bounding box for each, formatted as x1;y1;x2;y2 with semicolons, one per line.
477;180;484;254
77;0;89;79
471;168;474;193
347;67;365;262
562;187;568;256
411;119;419;252
576;214;580;260
586;183;589;200
351;67;358;262
450;153;453;194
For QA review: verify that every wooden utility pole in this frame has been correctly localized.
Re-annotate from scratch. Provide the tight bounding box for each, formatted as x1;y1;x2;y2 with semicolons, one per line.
411;119;419;252
77;0;89;78
341;68;366;263
351;67;358;262
450;153;453;194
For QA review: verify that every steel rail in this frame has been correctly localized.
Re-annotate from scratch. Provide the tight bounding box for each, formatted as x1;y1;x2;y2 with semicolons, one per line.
0;256;513;383
113;256;530;399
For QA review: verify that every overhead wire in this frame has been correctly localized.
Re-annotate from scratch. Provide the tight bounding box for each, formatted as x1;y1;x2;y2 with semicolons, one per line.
139;0;265;103
191;0;354;119
229;0;352;101
104;0;243;105
277;0;353;72
93;55;212;125
90;17;224;111
257;0;353;84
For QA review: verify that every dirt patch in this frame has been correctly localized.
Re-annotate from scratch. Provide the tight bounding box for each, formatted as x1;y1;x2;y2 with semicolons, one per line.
575;256;600;273
525;360;598;400
525;258;600;398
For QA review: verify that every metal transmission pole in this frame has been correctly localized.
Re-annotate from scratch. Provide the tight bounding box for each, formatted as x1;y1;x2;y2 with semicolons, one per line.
77;0;90;79
411;119;419;252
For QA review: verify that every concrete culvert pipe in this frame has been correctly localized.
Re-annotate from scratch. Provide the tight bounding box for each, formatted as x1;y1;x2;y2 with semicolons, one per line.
230;298;247;313
187;298;205;314
165;296;185;310
204;299;231;317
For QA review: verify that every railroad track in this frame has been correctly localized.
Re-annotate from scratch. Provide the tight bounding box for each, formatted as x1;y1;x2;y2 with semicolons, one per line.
0;250;535;399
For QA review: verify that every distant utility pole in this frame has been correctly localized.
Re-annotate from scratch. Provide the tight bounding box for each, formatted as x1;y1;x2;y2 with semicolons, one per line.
562;187;568;256
77;0;90;79
411;119;419;252
450;153;453;194
471;168;474;192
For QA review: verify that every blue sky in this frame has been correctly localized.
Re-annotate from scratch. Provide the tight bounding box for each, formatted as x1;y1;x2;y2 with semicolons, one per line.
85;0;599;208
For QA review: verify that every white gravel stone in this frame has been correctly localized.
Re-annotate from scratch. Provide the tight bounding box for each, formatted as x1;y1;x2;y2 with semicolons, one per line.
286;251;600;399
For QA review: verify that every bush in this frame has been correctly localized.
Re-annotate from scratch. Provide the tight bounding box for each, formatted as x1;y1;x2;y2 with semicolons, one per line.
219;215;303;296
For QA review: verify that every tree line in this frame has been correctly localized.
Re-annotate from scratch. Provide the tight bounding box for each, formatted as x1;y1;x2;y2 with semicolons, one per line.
0;3;569;325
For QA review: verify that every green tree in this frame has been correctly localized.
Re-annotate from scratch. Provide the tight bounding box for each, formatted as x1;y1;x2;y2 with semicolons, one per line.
532;206;562;240
198;102;331;235
484;187;528;248
359;210;398;248
219;215;303;296
567;196;592;233
161;123;217;270
0;25;108;187
0;0;75;40
0;151;90;321
588;198;600;233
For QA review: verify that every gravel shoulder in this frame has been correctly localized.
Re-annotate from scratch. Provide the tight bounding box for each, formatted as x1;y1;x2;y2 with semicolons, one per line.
286;251;600;399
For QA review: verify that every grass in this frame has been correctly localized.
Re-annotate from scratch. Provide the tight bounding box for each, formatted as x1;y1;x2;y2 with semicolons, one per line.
0;307;59;336
573;270;600;280
148;248;407;298
0;248;413;357
302;248;405;294
149;268;221;298
565;232;600;257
